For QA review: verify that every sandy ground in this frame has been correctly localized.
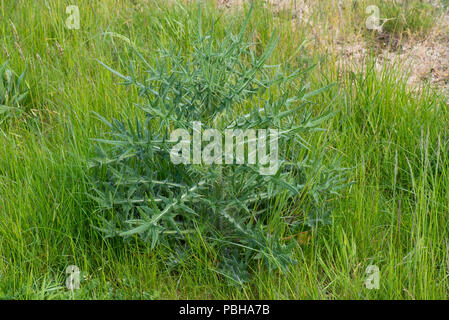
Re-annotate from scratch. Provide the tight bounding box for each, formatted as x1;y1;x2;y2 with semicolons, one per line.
335;10;449;90
216;0;449;91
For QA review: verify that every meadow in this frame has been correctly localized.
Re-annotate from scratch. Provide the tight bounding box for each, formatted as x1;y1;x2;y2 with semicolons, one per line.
1;0;449;299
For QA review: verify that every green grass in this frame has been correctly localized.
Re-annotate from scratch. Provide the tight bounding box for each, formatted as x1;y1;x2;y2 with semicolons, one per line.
357;0;438;35
0;0;448;299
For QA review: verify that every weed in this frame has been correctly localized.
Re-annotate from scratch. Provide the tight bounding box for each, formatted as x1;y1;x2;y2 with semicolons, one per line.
0;61;28;121
88;5;346;284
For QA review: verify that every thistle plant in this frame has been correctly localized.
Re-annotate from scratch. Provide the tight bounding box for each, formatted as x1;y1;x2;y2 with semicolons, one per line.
88;6;347;284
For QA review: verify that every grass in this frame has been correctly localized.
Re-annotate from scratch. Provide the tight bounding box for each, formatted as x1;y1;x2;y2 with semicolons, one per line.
348;0;438;35
0;0;448;299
